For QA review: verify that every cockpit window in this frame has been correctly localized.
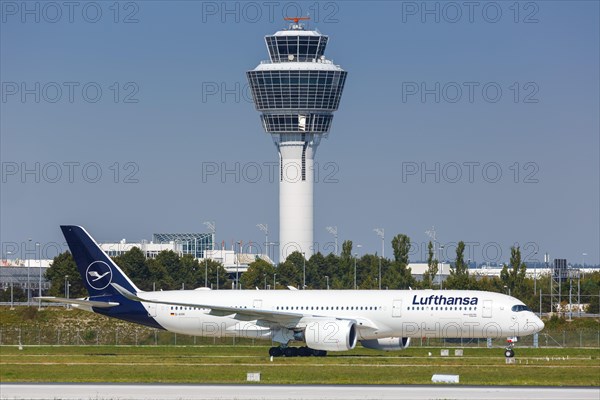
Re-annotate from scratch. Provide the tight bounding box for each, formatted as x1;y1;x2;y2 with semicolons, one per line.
511;304;530;312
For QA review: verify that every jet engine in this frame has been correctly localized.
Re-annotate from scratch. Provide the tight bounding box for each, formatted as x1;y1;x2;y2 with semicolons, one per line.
294;319;358;351
360;337;411;351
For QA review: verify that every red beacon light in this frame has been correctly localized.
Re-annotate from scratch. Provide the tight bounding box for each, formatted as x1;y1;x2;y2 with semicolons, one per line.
284;17;310;24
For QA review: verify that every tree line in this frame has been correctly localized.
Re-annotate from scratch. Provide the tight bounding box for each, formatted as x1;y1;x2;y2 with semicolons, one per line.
28;233;600;313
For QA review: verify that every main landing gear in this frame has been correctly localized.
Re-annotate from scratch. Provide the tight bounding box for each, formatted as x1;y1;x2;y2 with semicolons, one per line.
268;346;327;357
504;336;517;358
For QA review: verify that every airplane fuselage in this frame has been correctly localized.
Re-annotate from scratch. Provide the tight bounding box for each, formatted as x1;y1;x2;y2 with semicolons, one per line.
93;288;542;342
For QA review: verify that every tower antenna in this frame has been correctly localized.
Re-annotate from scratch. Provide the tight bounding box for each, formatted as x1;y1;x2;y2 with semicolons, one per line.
284;16;310;30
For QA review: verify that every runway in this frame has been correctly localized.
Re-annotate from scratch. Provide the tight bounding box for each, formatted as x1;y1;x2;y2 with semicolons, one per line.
1;384;599;400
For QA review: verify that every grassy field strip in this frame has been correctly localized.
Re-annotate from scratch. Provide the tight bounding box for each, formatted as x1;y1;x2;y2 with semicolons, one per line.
2;346;598;386
3;358;593;365
4;361;598;369
4;354;596;360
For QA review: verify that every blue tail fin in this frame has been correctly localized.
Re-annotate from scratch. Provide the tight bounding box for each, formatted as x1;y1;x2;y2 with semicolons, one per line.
61;225;140;297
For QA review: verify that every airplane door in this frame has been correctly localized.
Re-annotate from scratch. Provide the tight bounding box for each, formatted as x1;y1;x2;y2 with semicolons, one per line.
483;300;492;318
253;299;262;309
392;299;402;317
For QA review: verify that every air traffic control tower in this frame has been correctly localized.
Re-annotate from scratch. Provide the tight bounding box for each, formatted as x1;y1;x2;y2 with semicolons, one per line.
247;18;347;262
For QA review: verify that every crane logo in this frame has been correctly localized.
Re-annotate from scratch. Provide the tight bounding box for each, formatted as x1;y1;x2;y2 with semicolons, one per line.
86;261;113;290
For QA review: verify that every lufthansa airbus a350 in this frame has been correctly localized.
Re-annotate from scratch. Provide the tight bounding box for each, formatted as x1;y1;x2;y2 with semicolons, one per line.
38;226;544;357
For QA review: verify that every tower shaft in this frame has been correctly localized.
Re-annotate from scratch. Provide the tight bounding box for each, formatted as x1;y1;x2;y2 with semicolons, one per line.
278;136;317;259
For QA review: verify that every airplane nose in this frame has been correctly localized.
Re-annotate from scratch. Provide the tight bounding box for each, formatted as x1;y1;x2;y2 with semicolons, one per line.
531;316;545;333
536;317;545;332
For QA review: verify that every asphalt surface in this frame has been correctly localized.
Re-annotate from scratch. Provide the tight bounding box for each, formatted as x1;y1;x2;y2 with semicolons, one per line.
1;384;599;400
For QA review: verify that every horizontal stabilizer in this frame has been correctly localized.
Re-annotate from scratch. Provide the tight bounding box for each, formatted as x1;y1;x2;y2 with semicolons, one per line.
35;297;119;308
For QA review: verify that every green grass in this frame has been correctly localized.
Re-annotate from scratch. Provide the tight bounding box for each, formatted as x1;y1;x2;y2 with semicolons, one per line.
1;346;598;386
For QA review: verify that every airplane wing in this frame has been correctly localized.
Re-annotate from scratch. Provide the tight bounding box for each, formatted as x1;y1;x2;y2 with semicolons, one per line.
35;296;120;308
110;283;378;330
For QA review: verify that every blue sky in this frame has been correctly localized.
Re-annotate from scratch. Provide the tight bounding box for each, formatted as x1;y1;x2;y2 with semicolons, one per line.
1;1;598;265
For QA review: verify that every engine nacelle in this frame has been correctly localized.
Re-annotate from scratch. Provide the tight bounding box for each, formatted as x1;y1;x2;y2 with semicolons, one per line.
360;337;411;351
295;319;358;351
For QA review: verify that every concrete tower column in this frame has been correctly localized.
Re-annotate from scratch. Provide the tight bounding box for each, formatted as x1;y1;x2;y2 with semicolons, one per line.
278;137;316;261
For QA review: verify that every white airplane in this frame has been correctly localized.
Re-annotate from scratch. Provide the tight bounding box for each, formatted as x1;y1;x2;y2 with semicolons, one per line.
38;226;544;358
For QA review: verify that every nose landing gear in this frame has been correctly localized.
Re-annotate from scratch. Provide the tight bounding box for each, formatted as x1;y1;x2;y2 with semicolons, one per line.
504;348;515;358
504;336;518;358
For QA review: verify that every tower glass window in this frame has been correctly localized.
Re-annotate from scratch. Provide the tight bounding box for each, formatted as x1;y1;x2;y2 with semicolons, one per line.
266;35;329;62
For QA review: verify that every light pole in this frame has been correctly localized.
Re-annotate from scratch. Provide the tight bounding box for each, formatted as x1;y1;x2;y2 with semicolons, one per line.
6;251;13;309
326;226;338;255
354;254;357;290
374;228;384;290
64;275;69;309
439;245;445;289
257;224;269;258
325;275;329;290
569;270;573;320
273;273;276;290
302;252;306;289
354;245;362;290
27;238;31;305
37;243;41;310
534;251;538;295
576;269;581;318
236;241;241;290
204;257;208;288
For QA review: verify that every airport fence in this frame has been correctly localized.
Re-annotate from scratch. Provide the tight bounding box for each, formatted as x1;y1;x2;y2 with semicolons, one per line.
0;326;598;348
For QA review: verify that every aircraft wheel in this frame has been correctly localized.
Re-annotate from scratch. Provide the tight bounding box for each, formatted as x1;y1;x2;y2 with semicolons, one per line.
283;347;298;357
269;347;283;357
298;347;311;357
504;349;515;358
315;350;327;357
